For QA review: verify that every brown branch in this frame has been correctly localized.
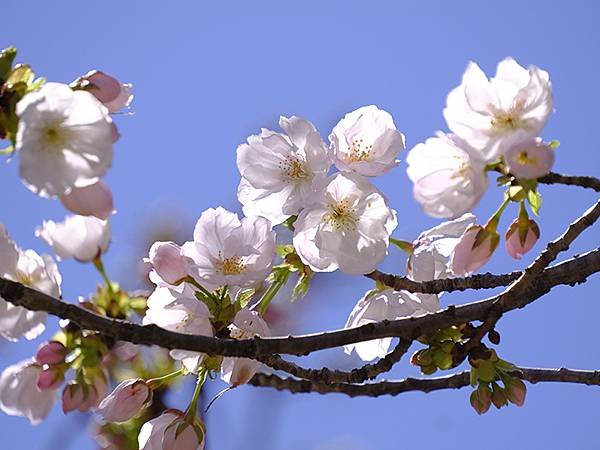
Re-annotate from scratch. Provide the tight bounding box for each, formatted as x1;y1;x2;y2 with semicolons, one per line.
365;270;521;294
539;172;600;192
249;367;600;397
258;338;412;384
1;248;598;358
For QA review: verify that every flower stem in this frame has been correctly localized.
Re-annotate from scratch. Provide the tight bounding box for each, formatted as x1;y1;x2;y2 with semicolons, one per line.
485;196;511;232
146;368;185;390
186;369;207;419
258;278;286;315
93;256;114;294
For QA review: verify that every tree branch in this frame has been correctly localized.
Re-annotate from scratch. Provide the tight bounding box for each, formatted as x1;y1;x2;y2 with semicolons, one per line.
539;172;600;192
1;249;598;358
258;338;413;384
249;367;600;397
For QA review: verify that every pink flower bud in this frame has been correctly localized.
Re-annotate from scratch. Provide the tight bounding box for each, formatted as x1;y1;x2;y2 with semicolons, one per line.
450;225;499;276
505;378;527;406
470;384;492;415
75;70;133;113
62;383;86;413
35;341;67;365
504;138;555;179
490;383;508;409
145;241;189;285
96;379;152;423
505;218;540;259
37;367;64;391
60;181;115;220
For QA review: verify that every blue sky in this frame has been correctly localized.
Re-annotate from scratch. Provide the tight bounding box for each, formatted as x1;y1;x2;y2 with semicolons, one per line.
1;1;599;449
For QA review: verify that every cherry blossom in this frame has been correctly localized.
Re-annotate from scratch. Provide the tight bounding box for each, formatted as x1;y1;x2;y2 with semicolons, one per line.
35;341;67;365
0;224;61;341
221;308;270;386
15;82;114;197
443;58;552;161
450;225;499;276
182;207;275;288
0;359;57;425
344;289;439;361
236;116;330;224
96;379;152;423
36;215;111;262
408;213;477;282
504;135;555;179
407;133;488;218
505;217;540;259
73;70;133;113
59;180;114;220
293;173;397;275
143;286;213;372
145;241;190;286
138;410;205;450
329;105;405;176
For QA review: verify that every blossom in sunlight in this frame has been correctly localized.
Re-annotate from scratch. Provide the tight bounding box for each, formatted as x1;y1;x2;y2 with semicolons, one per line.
236;116;330;224
450;224;499;276
73;70;133;113
329;105;405;176
138;410;205;450
221;308;271;386
143;286;214;372
407;133;488;219
505;217;540;260
0;359;57;425
36;215;111;262
0;224;61;341
344;289;439;362
59;180;114;220
182;207;275;288
15;82;115;197
443;58;552;162
96;379;152;423
145;241;190;286
408;213;477;281
503;135;555;179
293;173;397;275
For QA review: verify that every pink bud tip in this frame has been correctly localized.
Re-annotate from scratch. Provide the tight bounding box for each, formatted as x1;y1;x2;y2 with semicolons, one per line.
35;341;67;365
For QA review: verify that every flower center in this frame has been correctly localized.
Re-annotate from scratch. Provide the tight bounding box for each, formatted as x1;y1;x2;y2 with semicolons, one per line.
41;123;71;150
217;256;246;275
347;138;372;163
15;270;33;287
323;200;359;231
515;150;538;166
490;110;522;132
279;156;309;181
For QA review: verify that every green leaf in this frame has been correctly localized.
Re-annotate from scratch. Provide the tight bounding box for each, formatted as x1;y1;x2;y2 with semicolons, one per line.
0;47;17;82
291;268;313;301
235;288;256;309
281;215;297;231
526;190;542;215
389;237;414;254
548;139;560;150
275;244;295;258
6;64;34;86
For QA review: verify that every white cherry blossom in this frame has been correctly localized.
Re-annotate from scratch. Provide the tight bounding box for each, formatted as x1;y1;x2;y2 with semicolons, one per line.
0;224;61;341
408;213;477;282
182;207;275;288
15;82;115;197
221;308;270;386
236;116;330;224
0;359;57;425
443;58;552;161
329;105;405;176
293;173;397;275
407;133;488;219
36;215;110;262
143;286;213;372
503;135;555;179
344;289;439;361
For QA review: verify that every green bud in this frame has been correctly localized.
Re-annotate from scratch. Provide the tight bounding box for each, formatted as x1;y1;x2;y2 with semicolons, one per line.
433;349;453;370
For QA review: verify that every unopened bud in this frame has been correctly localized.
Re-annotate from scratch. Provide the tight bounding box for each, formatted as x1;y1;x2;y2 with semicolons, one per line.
491;382;508;409
505;378;527;407
35;341;67;365
450;225;499;276
505;217;540;260
37;367;64;391
470;384;492;415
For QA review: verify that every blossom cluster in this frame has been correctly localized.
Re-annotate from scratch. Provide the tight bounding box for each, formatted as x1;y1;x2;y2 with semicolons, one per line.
0;48;562;448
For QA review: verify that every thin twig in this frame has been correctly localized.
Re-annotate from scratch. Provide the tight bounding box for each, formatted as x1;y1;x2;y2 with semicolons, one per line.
538;172;600;192
258;338;413;384
249;367;600;397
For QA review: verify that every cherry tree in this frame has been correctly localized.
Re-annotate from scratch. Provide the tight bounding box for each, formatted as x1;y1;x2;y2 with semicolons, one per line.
0;47;598;449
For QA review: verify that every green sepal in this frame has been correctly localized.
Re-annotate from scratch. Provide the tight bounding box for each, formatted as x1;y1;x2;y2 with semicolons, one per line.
526;189;542;215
